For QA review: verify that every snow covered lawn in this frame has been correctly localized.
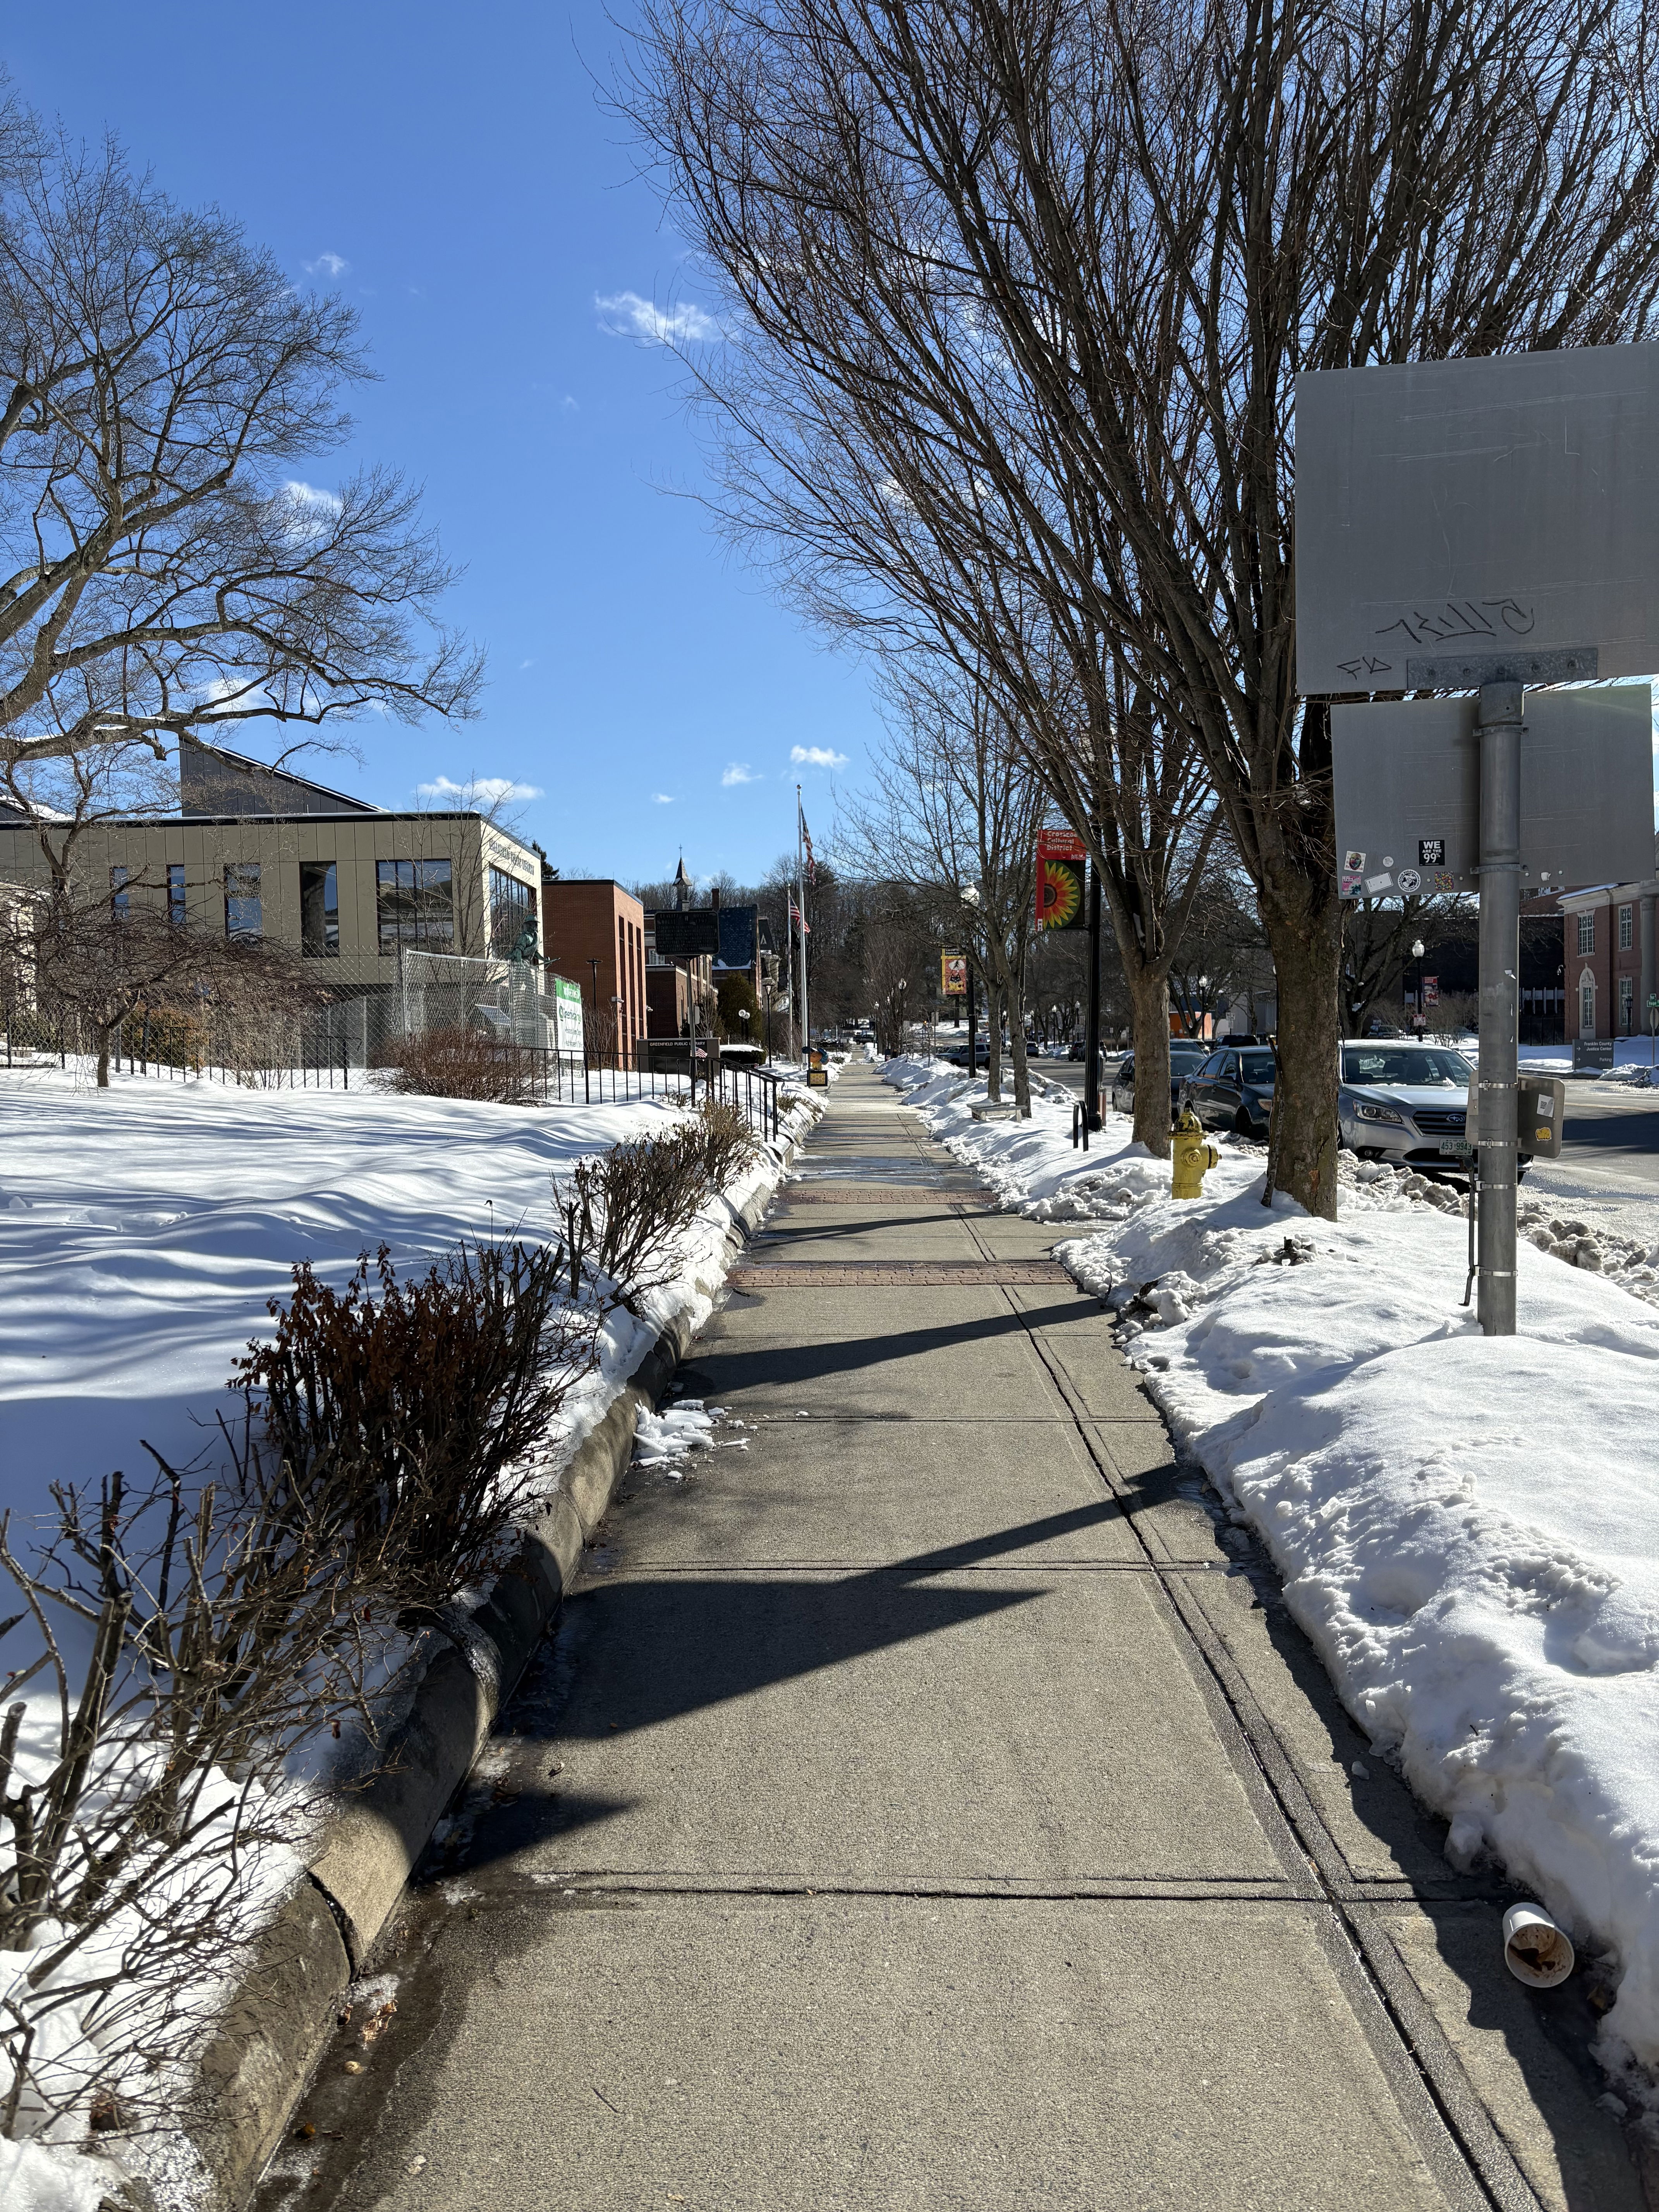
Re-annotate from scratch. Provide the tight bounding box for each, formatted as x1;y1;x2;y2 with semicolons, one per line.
886;1055;1659;2079
0;1068;804;1525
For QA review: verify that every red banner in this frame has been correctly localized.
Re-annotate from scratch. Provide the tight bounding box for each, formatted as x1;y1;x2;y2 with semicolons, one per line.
1036;828;1087;931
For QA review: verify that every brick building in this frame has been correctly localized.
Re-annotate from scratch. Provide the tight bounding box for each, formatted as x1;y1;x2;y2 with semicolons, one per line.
539;878;648;1066
1558;845;1659;1041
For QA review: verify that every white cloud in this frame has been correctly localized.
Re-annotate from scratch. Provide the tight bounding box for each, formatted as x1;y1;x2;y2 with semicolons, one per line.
721;762;760;786
652;792;675;804
596;289;720;345
274;481;344;545
418;775;544;806
304;251;350;279
790;745;848;769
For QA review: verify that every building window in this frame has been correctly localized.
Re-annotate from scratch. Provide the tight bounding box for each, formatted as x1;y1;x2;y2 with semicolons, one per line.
377;859;453;952
110;866;130;919
300;861;339;957
1581;975;1596;1038
489;866;536;957
1621;975;1635;1031
167;864;186;927
1577;912;1595;955
1620;903;1634;950
225;861;261;939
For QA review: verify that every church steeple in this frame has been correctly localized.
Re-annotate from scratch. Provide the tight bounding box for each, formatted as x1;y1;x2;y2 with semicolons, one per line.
673;854;692;911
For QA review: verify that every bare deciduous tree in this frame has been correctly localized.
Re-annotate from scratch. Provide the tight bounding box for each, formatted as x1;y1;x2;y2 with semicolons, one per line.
847;654;1045;1109
0;103;481;792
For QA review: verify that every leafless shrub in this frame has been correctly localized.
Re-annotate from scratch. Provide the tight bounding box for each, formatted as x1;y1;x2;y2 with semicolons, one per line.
693;1099;760;1188
235;1240;594;1612
377;1025;540;1104
555;1101;759;1304
0;1448;391;2143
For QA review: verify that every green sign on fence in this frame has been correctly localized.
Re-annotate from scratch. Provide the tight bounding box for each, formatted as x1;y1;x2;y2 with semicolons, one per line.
551;974;585;1056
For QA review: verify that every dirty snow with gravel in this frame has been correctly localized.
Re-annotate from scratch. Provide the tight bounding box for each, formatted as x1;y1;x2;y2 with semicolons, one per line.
886;1054;1659;2083
0;1063;817;2210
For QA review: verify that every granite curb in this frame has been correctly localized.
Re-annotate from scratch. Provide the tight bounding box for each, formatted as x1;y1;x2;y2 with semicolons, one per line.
175;1124;805;2211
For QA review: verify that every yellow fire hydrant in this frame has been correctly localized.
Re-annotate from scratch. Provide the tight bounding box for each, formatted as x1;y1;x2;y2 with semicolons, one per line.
1171;1108;1219;1200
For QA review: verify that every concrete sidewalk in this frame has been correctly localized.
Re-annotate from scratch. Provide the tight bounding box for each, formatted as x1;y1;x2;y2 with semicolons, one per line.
263;1066;1643;2212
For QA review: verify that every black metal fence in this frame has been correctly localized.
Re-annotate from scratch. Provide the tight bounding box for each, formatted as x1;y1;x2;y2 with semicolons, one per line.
2;997;789;1140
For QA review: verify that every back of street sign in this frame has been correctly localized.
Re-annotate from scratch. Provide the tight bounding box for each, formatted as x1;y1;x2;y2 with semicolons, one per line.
1295;343;1659;696
1332;684;1654;896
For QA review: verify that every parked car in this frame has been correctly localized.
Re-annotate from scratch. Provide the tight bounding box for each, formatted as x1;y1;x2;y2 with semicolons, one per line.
1067;1038;1088;1061
1337;1040;1532;1172
1178;1044;1277;1138
1109;1039;1212;1118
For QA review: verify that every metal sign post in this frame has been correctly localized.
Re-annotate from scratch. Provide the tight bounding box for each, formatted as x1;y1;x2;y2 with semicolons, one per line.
1475;683;1522;1334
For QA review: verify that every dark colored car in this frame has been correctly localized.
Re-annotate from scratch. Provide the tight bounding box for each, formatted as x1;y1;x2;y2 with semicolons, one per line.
1109;1039;1212;1118
1180;1044;1277;1138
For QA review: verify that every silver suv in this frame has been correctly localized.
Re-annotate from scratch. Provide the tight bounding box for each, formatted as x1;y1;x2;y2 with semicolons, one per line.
1338;1041;1531;1171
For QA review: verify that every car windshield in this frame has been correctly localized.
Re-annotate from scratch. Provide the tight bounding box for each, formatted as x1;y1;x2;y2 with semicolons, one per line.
1170;1043;1208;1066
1341;1046;1473;1088
1239;1052;1276;1087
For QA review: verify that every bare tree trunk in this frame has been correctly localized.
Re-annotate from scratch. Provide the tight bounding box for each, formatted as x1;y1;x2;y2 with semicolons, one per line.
1008;949;1032;1117
984;975;1003;1102
990;940;1033;1116
1259;884;1341;1216
1125;968;1173;1156
94;1019;115;1089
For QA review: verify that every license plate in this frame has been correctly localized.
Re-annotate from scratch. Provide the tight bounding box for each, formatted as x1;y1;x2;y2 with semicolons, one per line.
1438;1139;1474;1157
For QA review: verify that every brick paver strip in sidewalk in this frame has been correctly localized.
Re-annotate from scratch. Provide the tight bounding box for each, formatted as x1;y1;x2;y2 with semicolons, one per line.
729;1258;1072;1286
777;1184;995;1205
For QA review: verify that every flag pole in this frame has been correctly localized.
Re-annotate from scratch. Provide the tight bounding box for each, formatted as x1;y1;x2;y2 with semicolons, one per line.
795;783;810;1063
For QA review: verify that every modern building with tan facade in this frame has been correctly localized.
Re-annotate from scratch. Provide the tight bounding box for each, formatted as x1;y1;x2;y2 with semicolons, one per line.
0;740;548;998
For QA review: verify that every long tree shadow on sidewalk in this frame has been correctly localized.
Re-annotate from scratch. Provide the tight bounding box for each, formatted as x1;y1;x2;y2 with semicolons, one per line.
424;1504;1133;1879
683;1298;1084;1393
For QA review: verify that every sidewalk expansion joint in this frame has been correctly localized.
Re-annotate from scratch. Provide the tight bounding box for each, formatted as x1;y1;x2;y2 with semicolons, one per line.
495;1875;1325;1905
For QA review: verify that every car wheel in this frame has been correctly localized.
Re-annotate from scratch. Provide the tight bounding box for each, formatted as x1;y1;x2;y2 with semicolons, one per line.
1233;1108;1255;1139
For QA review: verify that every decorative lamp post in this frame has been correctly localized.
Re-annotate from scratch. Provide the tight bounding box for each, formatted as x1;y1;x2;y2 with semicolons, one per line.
1411;938;1426;1032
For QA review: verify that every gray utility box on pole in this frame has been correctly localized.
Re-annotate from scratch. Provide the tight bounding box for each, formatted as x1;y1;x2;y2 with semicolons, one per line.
1297;340;1659;1338
1517;1076;1567;1161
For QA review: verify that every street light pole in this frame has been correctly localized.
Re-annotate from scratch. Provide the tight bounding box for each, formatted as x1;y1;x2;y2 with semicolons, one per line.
962;883;981;1079
1084;855;1103;1131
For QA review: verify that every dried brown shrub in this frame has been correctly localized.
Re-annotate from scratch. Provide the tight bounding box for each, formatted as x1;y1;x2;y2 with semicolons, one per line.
379;1025;539;1104
235;1240;593;1609
555;1100;759;1303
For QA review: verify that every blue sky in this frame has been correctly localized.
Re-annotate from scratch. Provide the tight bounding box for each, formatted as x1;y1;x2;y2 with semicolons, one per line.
6;3;877;883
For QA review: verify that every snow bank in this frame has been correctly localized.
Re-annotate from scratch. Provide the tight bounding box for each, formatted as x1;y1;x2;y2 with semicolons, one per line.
885;1054;1659;2076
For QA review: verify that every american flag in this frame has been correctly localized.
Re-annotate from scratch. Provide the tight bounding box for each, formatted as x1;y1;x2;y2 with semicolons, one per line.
799;801;817;884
